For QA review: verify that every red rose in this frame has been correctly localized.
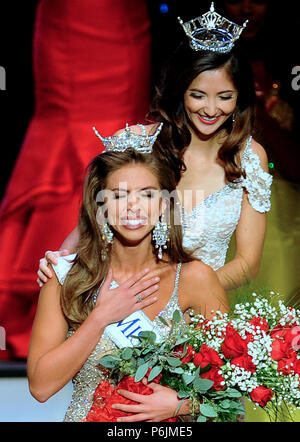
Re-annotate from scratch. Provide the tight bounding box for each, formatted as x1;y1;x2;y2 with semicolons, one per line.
193;344;224;369
231;354;256;373
200;366;225;391
174;344;196;364
270;325;295;344
271;338;294;361
250;386;273;408
84;376;178;422
277;352;298;375
221;325;247;359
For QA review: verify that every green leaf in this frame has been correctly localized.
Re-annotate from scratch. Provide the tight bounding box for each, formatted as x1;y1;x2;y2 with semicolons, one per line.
175;337;189;346
134;362;149;382
98;355;120;368
121;347;133;360
197;415;207;422
200;404;218;418
194;378;214;393
182;373;195;385
148;365;163;382
226;388;242;398
158;315;169;326
178;389;191;399
172;310;181;324
219;399;231;409
170;367;184;374
167;356;182;367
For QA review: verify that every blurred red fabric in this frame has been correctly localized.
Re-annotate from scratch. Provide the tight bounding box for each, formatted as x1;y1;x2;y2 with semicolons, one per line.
0;0;151;359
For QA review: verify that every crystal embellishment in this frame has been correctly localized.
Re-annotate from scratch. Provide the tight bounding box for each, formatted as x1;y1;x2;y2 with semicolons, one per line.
178;2;248;53
93;123;163;154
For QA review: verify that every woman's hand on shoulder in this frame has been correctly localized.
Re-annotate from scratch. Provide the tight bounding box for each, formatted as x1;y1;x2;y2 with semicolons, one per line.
182;260;229;319
37;250;70;287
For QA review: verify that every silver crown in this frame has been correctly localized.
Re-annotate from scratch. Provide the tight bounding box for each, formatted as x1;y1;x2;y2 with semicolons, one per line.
93;123;163;154
178;2;248;53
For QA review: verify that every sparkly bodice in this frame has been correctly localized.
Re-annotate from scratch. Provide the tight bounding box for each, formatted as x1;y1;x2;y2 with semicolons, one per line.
181;137;273;270
52;259;184;422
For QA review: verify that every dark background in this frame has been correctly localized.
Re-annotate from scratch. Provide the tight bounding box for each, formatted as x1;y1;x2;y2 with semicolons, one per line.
1;0;299;200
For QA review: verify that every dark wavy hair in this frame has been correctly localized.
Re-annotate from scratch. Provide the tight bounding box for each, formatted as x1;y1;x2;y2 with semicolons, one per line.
150;41;256;182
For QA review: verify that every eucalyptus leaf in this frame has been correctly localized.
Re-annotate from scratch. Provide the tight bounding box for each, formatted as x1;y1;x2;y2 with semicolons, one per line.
148;365;163;382
178;389;191;399
121;347;133;360
182;373;195;385
227;388;242;398
98;355;120;368
194;378;214;392
175;337;189;346
197;415;207;422
170;367;184;374
167;357;182;367
134;362;149;382
200;404;218;418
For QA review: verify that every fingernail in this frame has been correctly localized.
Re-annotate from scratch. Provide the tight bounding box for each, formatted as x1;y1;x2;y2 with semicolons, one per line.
154;284;159;289
144;268;149;273
155;277;160;281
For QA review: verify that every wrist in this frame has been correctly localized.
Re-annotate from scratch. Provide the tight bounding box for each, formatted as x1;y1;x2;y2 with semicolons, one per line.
90;306;110;329
176;398;191;416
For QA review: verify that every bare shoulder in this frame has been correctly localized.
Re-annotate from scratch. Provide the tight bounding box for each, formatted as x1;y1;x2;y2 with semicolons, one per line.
182;260;216;284
113;123;159;137
180;260;228;316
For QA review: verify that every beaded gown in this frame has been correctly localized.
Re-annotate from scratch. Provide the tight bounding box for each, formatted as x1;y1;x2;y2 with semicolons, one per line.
52;258;184;422
181;136;273;271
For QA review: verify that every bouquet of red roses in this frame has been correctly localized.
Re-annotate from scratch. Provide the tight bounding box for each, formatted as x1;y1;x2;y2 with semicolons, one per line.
96;292;300;422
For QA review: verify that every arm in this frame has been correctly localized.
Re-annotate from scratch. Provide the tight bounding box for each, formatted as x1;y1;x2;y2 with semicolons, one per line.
28;268;108;403
59;225;80;252
216;140;269;291
28;266;160;403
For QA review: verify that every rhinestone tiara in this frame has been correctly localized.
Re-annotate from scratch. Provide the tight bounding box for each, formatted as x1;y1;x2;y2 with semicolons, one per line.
93;123;163;154
178;2;248;53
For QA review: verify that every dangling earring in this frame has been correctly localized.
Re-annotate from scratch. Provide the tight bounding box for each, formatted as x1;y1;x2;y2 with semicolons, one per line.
232;111;236;128
152;215;170;260
99;222;113;260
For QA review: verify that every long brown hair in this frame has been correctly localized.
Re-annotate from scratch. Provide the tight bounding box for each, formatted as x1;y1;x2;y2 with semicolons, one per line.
150;42;256;182
61;148;194;330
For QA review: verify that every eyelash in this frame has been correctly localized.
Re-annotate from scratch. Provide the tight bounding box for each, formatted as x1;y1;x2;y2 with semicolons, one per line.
191;94;233;100
113;193;154;199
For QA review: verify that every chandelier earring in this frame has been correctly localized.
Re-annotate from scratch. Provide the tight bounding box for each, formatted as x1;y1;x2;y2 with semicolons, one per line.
99;222;114;261
152;214;170;260
232;111;236;128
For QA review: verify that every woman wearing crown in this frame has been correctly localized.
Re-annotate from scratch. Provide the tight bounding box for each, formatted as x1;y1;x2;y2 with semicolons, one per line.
39;3;272;294
27;128;228;422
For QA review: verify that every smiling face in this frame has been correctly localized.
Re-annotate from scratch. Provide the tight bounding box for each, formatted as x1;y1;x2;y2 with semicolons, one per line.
100;164;163;245
183;67;238;138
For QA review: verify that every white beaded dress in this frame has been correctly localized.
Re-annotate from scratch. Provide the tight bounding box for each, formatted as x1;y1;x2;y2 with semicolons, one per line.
181;136;273;270
52;258;184;422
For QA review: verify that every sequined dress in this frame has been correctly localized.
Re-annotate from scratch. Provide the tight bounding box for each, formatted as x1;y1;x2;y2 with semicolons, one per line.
181;137;273;270
52;259;184;422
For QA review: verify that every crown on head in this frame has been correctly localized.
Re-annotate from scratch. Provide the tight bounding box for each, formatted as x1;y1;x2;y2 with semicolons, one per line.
178;2;248;53
93;123;163;154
